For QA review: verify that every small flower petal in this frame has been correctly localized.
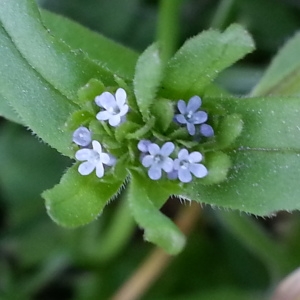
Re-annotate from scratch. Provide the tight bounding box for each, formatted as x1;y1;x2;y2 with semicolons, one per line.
148;143;160;155
175;114;188;124
189;164;208;178
192;111;208;124
95;92;115;110
115;88;127;106
148;166;162;180
186;95;201;112
162;157;174;172
178;149;189;160
100;153;111;165
161;142;175;156
96;110;112;121
173;159;180;170
78;161;95;175
138;140;151;152
199;124;214;137
72;126;91;147
189;151;202;163
92;140;102;153
107;154;116;166
95;163;105;178
108;115;121;127
75;148;92;161
167;170;178;180
178;168;192;183
187;123;196;135
142;155;154;167
119;104;129;116
177;100;186;114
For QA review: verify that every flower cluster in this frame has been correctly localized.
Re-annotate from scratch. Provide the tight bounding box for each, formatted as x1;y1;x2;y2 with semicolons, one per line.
95;88;128;127
139;141;208;183
175;95;214;137
137;95;214;183
72;89;214;183
72;88;129;178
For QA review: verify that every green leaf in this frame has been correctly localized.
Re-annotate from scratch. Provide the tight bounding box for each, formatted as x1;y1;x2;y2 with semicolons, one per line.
162;24;255;99
215;114;244;149
128;171;185;254
183;151;300;216
252;32;300;96
0;94;23;124
200;151;231;185
114;121;140;142
77;79;106;104
152;98;174;132
65;110;94;131
0;0;115;102
0;26;77;156
134;44;164;119
182;96;300;215
219;96;300;149
40;9;138;80
43;166;125;227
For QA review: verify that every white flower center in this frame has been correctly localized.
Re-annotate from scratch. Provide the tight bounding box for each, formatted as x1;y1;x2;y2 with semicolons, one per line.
186;111;194;123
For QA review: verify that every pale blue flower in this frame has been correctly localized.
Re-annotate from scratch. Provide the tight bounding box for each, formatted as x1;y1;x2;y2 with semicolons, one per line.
72;126;92;147
142;142;175;180
175;96;208;135
137;139;152;153
95;88;129;127
173;149;207;183
75;140;115;178
198;123;214;138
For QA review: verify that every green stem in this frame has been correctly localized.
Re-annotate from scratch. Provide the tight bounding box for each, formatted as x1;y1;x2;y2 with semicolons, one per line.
216;210;292;281
211;0;235;29
157;0;183;62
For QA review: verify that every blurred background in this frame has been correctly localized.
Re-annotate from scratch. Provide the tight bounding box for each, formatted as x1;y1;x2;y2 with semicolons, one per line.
1;0;300;299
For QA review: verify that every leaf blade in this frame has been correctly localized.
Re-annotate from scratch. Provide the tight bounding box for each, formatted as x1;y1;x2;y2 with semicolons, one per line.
219;96;300;150
0;25;77;156
182;151;300;216
0;93;23;124
252;32;300;96
0;0;115;102
43;166;125;227
134;44;164;119
162;24;255;99
40;9;138;80
128;172;185;254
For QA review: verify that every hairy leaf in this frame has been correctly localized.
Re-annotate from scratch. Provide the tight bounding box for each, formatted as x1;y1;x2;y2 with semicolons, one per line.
183;151;300;215
252;32;300;96
0;26;77;156
0;0;115;103
183;96;300;215
134;44;164;119
0;94;23;124
40;9;138;80
43;166;125;227
128;171;185;254
162;24;255;99
219;96;300;149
